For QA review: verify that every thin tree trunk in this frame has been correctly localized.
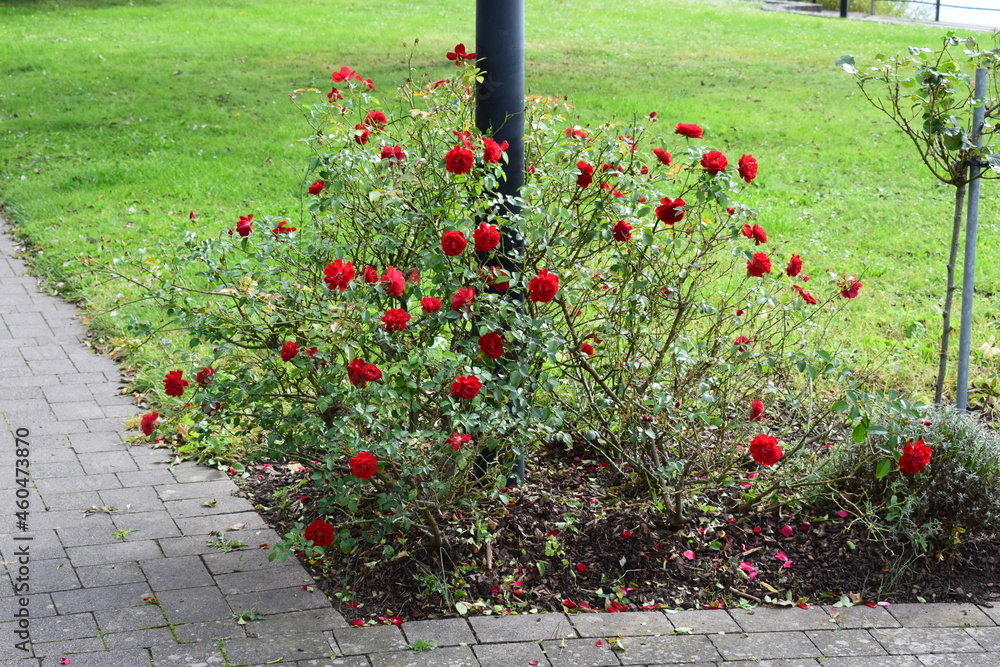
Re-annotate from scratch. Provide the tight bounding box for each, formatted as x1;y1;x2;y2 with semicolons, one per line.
935;177;967;404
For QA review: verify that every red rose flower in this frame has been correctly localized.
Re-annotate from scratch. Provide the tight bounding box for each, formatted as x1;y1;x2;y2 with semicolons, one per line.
478;332;504;360
234;214;253;237
381;308;411;331
484;266;510;292
363;78;374;90
420;297;442;314
346;358;367;386
324;260;355;291
898;439;932;474
655;197;686;224
362;266;378;284
749;434;783;466
381;266;405;297
451;286;476;312
565;126;588;139
349;451;378;479
580;342;595;356
446;432;472;450
280;342;299;362
746;252;772;277
441;230;468;256
332;66;361;82
446;43;477;65
304;519;334;547
451;375;482;400
308;180;326;195
195;366;215;387
612;220;633;242
140;411;159;436
793;284;817;305
454;130;473;148
742;224;767;245
482;137;508;164
327;88;343;102
786;255;803;277
445;145;475;174
361;364;382;383
163;370;188;397
675;123;703;138
838;276;863;299
576;161;594;188
410;268;419;283
364;110;387;130
354;124;371;145
272;221;296;236
749;399;764;422
738;154;758;183
652;147;672;166
473;223;501;252
733;336;751;352
380;145;406;163
700;150;728;174
528;269;559;303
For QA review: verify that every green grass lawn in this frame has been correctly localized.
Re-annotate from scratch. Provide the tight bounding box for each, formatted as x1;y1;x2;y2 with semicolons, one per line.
1;0;997;399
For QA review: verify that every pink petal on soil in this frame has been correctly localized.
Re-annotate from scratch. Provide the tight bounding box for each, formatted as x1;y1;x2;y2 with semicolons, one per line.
775;551;789;562
836;510;849;518
782;560;794;569
779;525;794;538
682;550;696;560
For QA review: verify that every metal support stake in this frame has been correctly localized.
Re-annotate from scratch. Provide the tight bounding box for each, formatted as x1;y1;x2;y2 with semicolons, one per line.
840;0;849;18
956;67;988;411
935;0;941;21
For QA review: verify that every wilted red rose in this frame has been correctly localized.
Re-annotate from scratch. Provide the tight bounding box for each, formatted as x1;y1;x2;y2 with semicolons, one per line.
580;342;595;356
482;137;508;163
409;268;419;283
786;254;803;277
308;180;326;195
655;197;686;224
420;297;442;313
441;230;468;256
363;78;374;90
446;432;472;450
746;252;772;277
271;221;296;237
898;439;932;474
362;266;378;284
484;266;510;292
379;145;406;163
324;259;355;291
793;284;817;305
749;434;783;466
332;66;361;82
612;220;633;242
473;223;501;252
749;399;764;422
576;161;594;188
565;126;588;139
233;214;253;237
280;342;299;362
653;147;672;166
733;335;751;352
700;150;728;174
478;332;504;359
742;224;767;245
381;308;411;331
140;411;159;436
327;88;343;102
738;154;759;183
353;124;371;145
675;123;703;138
528;269;559;303
349;451;378;479
451;286;476;312
195;366;215;387
163;370;188;397
451;375;482;400
364;110;387;130
304;519;334;547
446;43;477;65
838;276;863;299
445;145;475;174
381;266;405;296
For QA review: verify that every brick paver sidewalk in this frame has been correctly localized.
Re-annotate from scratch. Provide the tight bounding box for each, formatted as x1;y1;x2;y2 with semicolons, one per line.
2;222;999;666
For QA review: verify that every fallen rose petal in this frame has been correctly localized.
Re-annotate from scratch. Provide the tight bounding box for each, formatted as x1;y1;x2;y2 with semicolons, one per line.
796;603;809;609
782;560;794;568
621;529;633;539
595;640;603;646
779;525;794;537
799;522;811;531
529;662;539;666
864;601;878;608
682;550;696;560
775;551;789;562
877;601;891;606
575;563;587;573
562;599;577;608
348;620;365;627
836;510;849;518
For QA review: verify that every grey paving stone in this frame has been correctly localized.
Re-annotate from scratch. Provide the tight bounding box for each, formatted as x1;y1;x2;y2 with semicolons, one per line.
139;555;214;591
471;641;548;667
104;627;177;649
201;548;293;575
213;565;312;595
64;538;162;566
156;587;234;624
805;629;887;657
710;631;822;661
369;646;479;667
28;612;98;642
616;634;722;664
93;604;168;633
0;592;57;620
721;661;820;667
35;473;121;495
149;642;228;666
223;633;335;664
111;510;181;540
27;558;81;593
245;609;347;635
965;626;1000;651
75;561;145;587
173;511;268;536
401;618;475;648
77;450;138;475
96;487;165;513
886;603;996;628
917;654;1000;666
116;470;177;488
66;431;125;453
570;611;673;638
664;609;742;634
172;618;246;643
226;586;331;616
870;627;985;654
50;400;105;422
169;464;228;484
37;648;154;666
83;417;129;433
30;460;86;480
730;606;835;632
333;626;409;656
6;530;65;560
34;509;113;534
469;613;575;643
819;658;921;667
41;384;93;404
978;604;1000;625
154;480;240;502
162;495;251;519
55;515;122;547
33;636;106;654
296;657;370;667
541;636;623;667
50;583;152;614
37;489;101;513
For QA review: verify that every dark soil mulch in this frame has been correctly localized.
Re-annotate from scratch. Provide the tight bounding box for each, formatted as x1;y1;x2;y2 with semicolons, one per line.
231;439;1000;623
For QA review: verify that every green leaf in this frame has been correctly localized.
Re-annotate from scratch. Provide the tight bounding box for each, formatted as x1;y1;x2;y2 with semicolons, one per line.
836;55;857;74
876;459;892;479
852;421;868;443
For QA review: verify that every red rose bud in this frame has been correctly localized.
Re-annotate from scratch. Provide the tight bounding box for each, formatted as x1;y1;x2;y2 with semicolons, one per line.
576;161;594;188
308;180;326;195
